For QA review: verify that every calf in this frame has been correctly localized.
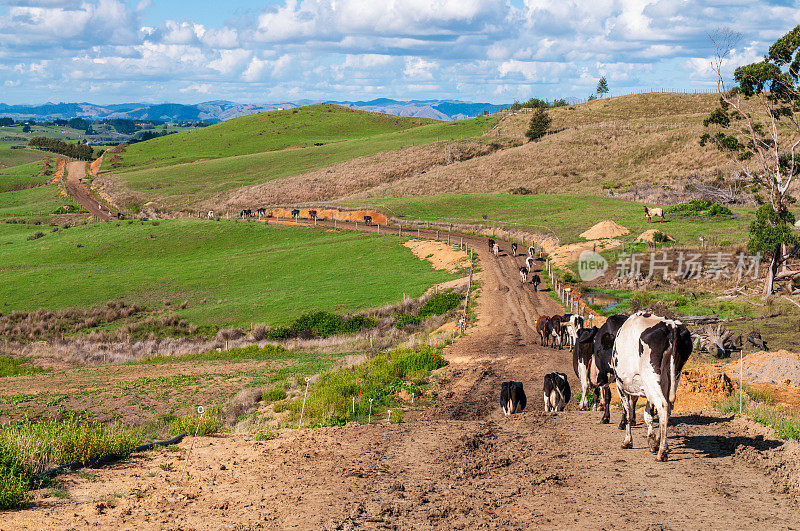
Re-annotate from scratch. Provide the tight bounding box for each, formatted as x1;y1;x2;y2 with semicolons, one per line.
256;207;266;218
519;266;529;283
572;315;633;426
488;238;496;251
500;381;527;415
612;312;693;461
536;315;550;346
207;210;214;219
511;243;518;256
543;373;571;412
530;274;541;291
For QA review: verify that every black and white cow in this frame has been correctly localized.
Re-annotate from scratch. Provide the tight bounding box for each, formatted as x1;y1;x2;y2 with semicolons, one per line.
573;315;632;426
530;274;541;291
519;266;529;283
511;243;518;256
528;245;535;258
291;208;301;219
525;256;535;271
563;315;584;349
500;381;527;415
548;316;564;349
240;209;253;218
488;239;496;251
612;312;693;461
257;207;267;218
543;373;571;412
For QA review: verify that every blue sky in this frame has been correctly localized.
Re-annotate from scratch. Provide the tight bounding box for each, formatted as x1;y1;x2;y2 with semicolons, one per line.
0;0;797;105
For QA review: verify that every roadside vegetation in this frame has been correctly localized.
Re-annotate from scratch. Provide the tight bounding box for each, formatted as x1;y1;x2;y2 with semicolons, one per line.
715;386;800;442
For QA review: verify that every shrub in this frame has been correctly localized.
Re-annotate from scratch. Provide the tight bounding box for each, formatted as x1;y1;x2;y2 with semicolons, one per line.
509;187;532;195
0;356;49;378
263;386;287;403
394;314;422;329
168;406;224;436
289;311;376;338
666;200;732;217
418;292;465;319
254;428;277;441
27;231;44;241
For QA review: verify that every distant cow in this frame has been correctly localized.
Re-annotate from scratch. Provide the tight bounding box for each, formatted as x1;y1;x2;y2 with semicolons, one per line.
548;316;565;349
530;274;541;291
240;209;253;218
257;207;266;218
488;238;496;251
511;243;518;256
207;210;214;219
528;245;535;258
493;242;500;256
536;315;550;346
363;215;372;225
308;210;317;220
612;312;693;461
525;256;535;271
573;314;630;426
519;266;529;283
563;315;584;349
501;381;527;416
291;209;300;219
644;205;664;222
543;373;571;412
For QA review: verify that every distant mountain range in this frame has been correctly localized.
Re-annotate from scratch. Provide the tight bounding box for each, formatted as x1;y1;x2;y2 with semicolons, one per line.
0;99;509;123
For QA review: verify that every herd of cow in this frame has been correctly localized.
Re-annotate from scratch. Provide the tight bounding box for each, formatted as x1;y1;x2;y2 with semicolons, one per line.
492;238;693;462
488;239;542;291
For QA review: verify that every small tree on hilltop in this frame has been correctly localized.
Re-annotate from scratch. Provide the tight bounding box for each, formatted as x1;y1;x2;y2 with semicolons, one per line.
525;107;552;141
596;76;609;98
701;26;800;295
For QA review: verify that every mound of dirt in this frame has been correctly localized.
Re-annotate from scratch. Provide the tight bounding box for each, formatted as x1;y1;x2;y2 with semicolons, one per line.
549;238;621;267
739;350;800;388
636;229;675;243
579;220;629;240
403;239;469;273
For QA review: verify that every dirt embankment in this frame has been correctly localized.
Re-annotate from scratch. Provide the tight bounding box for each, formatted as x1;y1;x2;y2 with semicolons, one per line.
6;228;800;529
403;238;470;273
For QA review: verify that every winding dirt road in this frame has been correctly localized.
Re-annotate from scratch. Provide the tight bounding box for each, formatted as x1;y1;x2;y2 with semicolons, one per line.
7;231;799;529
63;160;112;220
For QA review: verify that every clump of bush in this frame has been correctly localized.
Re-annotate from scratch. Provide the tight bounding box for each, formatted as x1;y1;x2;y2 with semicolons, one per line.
394;291;465;329
265;311;377;340
26;231;44;241
0;355;50;378
0;415;143;509
263;386;287;403
666;200;732;217
509;187;532;195
169;406;224;436
284;346;446;427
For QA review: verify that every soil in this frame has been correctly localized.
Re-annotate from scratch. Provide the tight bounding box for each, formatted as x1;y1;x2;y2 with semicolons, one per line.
64;160;112;220
403;238;469;273
6;225;800;529
637;228;675;243
738;350;800;388
579;219;630;239
549;238;621;267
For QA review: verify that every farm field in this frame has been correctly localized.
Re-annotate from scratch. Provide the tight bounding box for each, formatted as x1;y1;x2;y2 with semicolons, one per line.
352;193;752;246
0;142;48;168
0;219;457;329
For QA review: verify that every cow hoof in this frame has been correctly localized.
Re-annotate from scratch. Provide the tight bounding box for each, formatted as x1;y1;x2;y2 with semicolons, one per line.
657;449;669;462
648;437;659;453
621;441;633;449
617;421;626;430
601;417;610;424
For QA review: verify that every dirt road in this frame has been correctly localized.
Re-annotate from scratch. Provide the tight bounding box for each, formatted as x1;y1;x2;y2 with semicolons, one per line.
64;160;112;220
7;232;799;529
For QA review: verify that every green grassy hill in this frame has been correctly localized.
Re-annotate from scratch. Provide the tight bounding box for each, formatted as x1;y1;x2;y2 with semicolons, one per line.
105;104;439;173
0;219;455;329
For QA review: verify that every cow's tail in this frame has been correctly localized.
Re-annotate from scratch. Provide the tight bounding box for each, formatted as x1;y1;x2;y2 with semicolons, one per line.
668;324;678;404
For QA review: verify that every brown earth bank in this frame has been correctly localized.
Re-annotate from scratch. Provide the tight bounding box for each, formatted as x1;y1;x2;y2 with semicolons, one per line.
5;230;800;529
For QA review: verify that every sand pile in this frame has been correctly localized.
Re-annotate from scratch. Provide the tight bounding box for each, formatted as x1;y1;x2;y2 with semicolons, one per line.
636;229;675;243
579;220;629;240
738;350;800;388
403;239;469;273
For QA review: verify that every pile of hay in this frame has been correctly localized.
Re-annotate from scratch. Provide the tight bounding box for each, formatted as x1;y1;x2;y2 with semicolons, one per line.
579;220;629;240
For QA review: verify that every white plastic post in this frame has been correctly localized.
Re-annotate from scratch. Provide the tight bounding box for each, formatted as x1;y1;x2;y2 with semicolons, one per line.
411;393;415;406
298;377;311;428
368;398;373;423
352;395;355;415
387;410;392;423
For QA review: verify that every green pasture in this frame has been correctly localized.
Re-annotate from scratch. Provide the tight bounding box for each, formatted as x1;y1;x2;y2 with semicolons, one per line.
0;219;456;328
357;193;752;246
0;143;47;169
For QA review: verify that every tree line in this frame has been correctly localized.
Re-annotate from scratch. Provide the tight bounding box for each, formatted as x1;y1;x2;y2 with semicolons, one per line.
28;137;94;160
